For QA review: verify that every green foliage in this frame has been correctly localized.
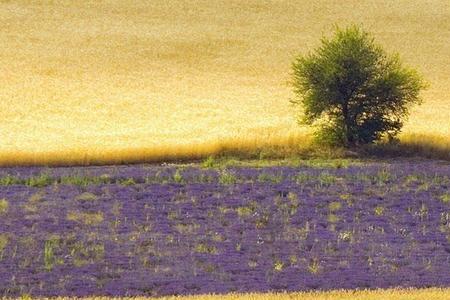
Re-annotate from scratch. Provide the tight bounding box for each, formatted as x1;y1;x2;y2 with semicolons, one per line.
0;175;22;185
291;24;426;146
44;235;63;271
257;172;283;183
26;173;53;187
67;211;104;226
173;169;184;183
218;169;238;185
374;206;385;216
294;171;312;184
273;259;284;271
60;174;111;186
202;156;216;168
75;192;98;202
195;243;217;254
0;234;8;261
440;193;450;204
317;172;337;187
0;198;8;215
375;169;393;185
328;201;342;212
119;177;136;186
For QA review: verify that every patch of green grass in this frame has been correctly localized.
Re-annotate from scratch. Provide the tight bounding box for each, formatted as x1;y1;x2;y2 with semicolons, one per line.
374;206;385;216
218;169;238;185
236;201;258;218
0;234;8;261
255;212;270;229
327;213;340;223
308;258;322;274
201;156;216;168
440;193;450;204
300;158;353;169
206;156;363;169
174;223;200;234
60;175;112;186
405;174;421;184
119;177;136;186
317;172;337;187
257;172;283;183
328;201;342;212
28;191;45;203
26;173;53;187
289;254;298;265
167;210;179;220
273;259;284;272
375;169;393;185
173;169;184;184
195;243;217;254
67;211;104;226
60;175;90;186
69;241;105;267
236;206;253;217
294;171;312;184
338;231;352;242
43;235;63;271
0;175;22;185
0;198;8;214
74;192;98;202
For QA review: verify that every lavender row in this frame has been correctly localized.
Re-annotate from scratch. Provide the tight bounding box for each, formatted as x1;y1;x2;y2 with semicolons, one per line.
0;160;449;296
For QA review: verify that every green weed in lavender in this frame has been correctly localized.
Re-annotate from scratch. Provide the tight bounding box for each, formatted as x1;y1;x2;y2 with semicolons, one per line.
294;171;312;184
195;243;217;254
273;259;284;272
308;258;322;274
257;172;283;183
26;173;54;187
0;175;22;185
75;192;98;202
317;172;337;187
0;198;8;214
218;169;237;185
201;156;216;168
119;178;136;186
374;206;385;216
440;193;450;203
0;234;8;261
328;201;342;212
173;169;184;184
375;169;393;185
44;235;63;271
67;211;104;226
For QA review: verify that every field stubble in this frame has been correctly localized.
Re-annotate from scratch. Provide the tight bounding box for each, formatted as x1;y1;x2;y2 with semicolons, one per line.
21;288;450;300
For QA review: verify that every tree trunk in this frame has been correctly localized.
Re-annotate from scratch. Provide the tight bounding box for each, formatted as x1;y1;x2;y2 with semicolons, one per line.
342;102;353;147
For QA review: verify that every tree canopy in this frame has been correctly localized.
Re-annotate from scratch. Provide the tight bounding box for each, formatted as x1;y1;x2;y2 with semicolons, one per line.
291;25;426;146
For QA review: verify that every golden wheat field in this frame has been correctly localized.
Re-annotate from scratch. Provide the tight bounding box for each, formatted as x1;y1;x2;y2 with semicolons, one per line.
0;0;449;165
40;288;450;300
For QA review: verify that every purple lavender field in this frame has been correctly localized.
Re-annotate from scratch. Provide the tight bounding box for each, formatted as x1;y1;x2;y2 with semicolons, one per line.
0;160;449;297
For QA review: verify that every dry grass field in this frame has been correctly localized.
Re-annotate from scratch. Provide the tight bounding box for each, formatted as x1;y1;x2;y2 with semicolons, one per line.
37;288;450;300
0;0;449;165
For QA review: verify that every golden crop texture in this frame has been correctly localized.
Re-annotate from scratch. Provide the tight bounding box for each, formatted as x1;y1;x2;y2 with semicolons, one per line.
41;288;450;300
0;1;449;166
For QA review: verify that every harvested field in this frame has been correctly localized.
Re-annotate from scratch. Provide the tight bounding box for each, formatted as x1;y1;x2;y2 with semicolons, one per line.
0;1;449;165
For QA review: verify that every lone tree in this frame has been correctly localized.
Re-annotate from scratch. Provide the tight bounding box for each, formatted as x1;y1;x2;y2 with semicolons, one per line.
291;25;426;147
